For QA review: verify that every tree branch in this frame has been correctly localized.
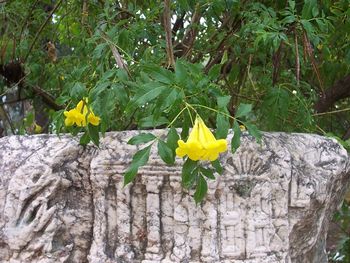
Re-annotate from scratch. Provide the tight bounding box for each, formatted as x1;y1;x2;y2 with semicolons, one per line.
272;41;284;86
343;127;350;140
179;3;201;58
172;12;185;35
314;74;350;113
31;86;64;111
163;0;175;68
23;0;63;63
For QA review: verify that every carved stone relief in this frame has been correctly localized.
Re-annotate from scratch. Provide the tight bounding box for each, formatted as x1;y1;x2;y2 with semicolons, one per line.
0;132;348;263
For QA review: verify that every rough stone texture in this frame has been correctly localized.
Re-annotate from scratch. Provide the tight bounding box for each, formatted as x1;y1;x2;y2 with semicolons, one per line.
0;131;349;263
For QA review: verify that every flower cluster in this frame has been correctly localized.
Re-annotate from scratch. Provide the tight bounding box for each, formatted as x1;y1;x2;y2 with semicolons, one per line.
64;99;100;127
176;115;227;161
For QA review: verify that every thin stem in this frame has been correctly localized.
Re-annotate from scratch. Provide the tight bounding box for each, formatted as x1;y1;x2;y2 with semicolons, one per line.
186;106;194;125
313;107;350;116
316;124;327;135
167;107;186;128
190;103;235;121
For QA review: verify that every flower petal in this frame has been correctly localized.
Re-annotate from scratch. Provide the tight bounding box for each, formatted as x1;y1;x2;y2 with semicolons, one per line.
76;100;84;112
88;113;100;126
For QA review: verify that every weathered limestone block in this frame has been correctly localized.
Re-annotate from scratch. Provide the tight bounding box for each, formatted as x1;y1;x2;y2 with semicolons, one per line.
0;131;348;263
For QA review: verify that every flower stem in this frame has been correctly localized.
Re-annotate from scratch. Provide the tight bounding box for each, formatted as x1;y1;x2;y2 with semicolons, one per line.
167;107;187;128
189;103;235;121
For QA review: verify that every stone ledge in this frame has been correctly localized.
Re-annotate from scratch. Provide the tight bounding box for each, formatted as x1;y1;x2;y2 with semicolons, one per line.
0;131;349;263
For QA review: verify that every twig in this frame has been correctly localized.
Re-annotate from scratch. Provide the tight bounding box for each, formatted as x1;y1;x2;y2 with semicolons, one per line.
81;0;88;25
313;107;350;116
99;32;131;76
294;28;300;86
272;41;284;86
302;29;324;95
0;104;15;134
181;3;201;58
19;0;40;46
23;0;63;63
31;86;64;111
163;0;175;68
0;38;9;64
116;6;135;18
192;15;233;63
0;96;28;106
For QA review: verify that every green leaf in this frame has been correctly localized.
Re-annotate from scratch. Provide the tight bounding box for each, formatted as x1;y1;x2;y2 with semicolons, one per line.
288;0;295;10
301;0;317;19
128;133;156;145
70;82;87;100
158;140;174;164
128;84;167;111
194;175;208;204
175;59;188;84
216;114;229;139
117;68;129;81
138;116;169;128
88;124;100;146
80;131;90;145
93;43;107;59
167;127;180;151
124;145;152;186
281;15;296;25
245;122;262;143
217;95;231;109
300;20;314;35
235;103;252;118
132;145;152;168
200;167;215;180
56;95;70;106
124;166;138;186
159;88;180;111
208;64;221;80
220;50;228;64
261;87;290;130
228;63;239;82
182;158;198;189
216;96;230;139
231;120;241;153
144;65;174;84
211;159;223;175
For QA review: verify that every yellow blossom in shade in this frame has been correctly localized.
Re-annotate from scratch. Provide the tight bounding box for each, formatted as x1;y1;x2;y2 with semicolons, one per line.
176;115;227;161
64;99;100;127
239;125;246;131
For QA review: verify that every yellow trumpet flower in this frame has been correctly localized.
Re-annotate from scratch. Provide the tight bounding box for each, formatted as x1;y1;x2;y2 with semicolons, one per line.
64;99;100;127
176;115;227;161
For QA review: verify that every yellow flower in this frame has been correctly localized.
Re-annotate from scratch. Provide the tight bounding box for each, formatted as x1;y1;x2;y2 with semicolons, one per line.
239;125;246;131
34;123;42;133
64;99;100;127
176;115;227;161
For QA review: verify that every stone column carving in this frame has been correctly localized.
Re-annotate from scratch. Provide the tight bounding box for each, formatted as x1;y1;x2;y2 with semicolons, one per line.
141;173;164;262
0;132;348;263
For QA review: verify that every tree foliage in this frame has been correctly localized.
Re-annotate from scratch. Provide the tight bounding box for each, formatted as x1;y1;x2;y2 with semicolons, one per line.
1;0;350;256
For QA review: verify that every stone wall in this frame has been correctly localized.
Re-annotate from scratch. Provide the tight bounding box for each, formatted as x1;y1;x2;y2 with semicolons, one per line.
0;131;349;263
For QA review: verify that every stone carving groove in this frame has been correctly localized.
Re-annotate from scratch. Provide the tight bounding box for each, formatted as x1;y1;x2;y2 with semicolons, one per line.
0;132;349;263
